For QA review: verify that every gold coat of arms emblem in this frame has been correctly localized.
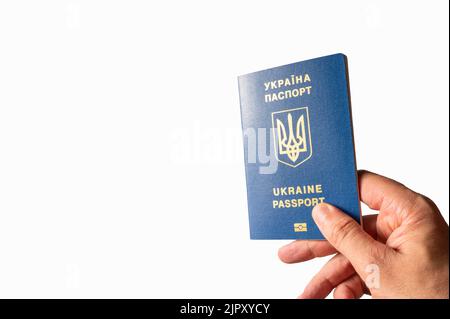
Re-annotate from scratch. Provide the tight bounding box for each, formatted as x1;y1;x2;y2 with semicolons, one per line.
272;107;312;168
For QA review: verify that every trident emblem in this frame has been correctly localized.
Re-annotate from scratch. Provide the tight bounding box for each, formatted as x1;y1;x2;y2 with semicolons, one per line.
272;107;312;168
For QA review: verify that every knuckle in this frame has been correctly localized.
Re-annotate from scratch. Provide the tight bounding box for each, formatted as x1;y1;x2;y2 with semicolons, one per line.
399;190;425;211
403;189;419;206
410;192;437;215
368;243;389;264
412;193;429;209
329;217;359;248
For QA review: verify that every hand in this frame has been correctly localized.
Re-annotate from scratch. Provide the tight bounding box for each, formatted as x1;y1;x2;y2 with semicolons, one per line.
278;170;449;299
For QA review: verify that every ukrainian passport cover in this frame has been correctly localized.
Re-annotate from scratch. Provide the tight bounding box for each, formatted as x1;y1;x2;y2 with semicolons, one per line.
238;53;361;240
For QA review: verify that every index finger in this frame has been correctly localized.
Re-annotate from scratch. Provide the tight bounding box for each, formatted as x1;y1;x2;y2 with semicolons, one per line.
358;170;417;211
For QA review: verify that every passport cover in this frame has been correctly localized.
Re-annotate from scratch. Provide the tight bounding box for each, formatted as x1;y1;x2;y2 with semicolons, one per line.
238;53;361;240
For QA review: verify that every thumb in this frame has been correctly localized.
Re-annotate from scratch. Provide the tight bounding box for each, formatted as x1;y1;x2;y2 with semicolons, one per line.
313;203;386;275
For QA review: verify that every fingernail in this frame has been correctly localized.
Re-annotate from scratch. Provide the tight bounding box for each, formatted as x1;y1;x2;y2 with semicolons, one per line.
312;203;330;225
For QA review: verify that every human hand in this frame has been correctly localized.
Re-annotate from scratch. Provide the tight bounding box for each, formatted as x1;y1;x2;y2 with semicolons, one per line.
278;170;449;299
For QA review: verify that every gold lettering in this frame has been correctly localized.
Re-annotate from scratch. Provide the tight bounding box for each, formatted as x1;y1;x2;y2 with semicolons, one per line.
305;86;312;94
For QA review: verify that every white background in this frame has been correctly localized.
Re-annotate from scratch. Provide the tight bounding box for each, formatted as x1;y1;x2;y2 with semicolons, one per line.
0;0;448;298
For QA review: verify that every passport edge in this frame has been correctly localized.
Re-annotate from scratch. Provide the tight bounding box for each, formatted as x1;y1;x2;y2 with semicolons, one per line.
237;53;348;79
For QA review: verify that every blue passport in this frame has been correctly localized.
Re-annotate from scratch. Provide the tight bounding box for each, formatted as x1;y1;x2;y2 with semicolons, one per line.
238;53;361;240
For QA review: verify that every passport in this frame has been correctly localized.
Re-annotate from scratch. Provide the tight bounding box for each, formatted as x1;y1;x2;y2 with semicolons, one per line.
238;53;361;240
